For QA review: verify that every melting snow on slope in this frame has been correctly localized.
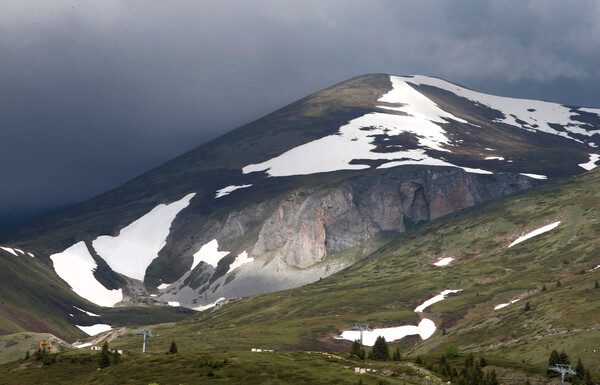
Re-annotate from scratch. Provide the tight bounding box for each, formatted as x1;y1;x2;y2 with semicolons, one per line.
192;297;226;312
92;193;196;281
74;343;92;349
405;75;600;146
227;251;254;274
0;247;18;256
415;289;462;312
168;301;180;307
338;288;461;344
192;239;230;269
579;154;600;171
157;283;170;290
76;324;112;336
243;75;493;177
338;319;436;346
485;156;505;160
494;298;520;310
215;184;252;198
50;242;123;307
508;221;561;248
433;257;454;267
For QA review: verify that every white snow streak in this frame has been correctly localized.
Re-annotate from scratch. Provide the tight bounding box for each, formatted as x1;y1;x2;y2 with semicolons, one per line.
508;221;561;248
579;154;600;171
157;283;170;290
0;247;18;256
227;251;253;274
50;242;123;307
168;301;180;307
74;343;92;349
494;298;520;310
192;239;230;269
215;184;252;198
73;306;100;317
243;75;493;177
415;289;462;312
92;193;196;281
433;257;454;267
485;156;505;160
519;173;548;180
338;319;436;346
76;324;112;336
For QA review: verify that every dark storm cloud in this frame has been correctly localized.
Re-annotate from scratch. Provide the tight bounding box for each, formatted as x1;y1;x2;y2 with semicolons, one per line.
1;0;599;213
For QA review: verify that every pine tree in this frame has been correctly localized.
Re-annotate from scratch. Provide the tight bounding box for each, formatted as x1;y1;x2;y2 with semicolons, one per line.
112;350;121;364
556;280;561;287
524;302;531;311
169;340;178;354
572;357;585;385
547;350;559;377
485;368;499;385
368;336;389;361
558;350;570;365
595;280;599;289
541;284;547;291
392;345;402;361
99;342;111;368
479;356;487;367
350;339;363;358
24;350;30;360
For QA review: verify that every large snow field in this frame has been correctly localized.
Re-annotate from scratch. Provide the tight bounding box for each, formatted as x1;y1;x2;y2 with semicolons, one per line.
243;75;494;177
414;289;462;312
404;75;600;146
192;239;230;269
338;318;436;346
76;324;112;336
92;193;196;281
50;242;123;307
508;221;561;248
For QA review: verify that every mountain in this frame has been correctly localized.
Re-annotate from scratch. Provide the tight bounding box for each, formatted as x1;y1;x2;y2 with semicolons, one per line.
1;74;599;341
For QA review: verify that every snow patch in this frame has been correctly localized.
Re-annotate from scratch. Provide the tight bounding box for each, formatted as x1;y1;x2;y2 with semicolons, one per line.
157;283;170;290
27;252;34;258
579;154;600;171
404;75;600;146
74;343;92;349
433;257;454;267
508;221;561;248
415;289;462;312
76;324;112;336
338;318;436;346
485;156;504;160
192;297;226;312
0;247;18;256
242;75;493;177
227;251;254;274
50;242;123;307
519;173;547;180
494;298;520;310
215;184;252;198
92;193;196;281
73;306;100;317
168;301;180;307
192;239;230;269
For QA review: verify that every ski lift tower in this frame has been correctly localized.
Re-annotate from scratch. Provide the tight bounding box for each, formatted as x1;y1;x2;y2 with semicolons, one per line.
135;329;154;353
349;323;372;345
548;364;576;385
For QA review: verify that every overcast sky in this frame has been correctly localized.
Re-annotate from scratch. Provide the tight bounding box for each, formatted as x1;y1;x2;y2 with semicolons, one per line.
1;0;599;215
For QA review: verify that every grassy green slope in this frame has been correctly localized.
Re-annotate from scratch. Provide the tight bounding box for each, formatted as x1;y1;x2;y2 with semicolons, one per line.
0;349;445;385
99;167;600;374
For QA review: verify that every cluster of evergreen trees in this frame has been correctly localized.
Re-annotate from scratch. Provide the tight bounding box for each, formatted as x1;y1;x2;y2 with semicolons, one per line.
430;353;499;385
349;337;401;361
98;342;121;368
547;350;593;384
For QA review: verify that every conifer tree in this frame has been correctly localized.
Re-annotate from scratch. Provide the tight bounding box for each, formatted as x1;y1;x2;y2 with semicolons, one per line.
99;341;111;368
595;280;599;289
547;350;559;377
392;345;402;361
350;339;364;359
169;340;178;354
368;336;389;361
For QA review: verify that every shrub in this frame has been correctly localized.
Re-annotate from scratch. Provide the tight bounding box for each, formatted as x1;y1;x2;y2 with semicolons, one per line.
444;343;459;358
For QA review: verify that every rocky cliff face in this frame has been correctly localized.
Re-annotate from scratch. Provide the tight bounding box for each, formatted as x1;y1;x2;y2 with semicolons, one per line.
157;166;538;307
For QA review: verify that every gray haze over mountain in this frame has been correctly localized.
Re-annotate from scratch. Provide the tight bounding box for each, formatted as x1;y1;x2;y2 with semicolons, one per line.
1;0;599;218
